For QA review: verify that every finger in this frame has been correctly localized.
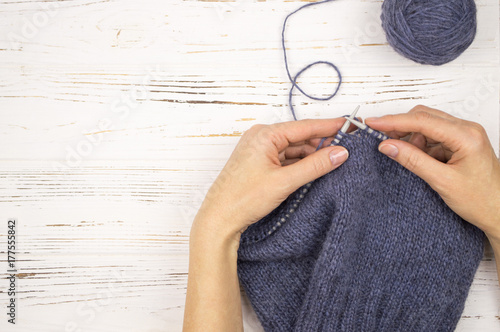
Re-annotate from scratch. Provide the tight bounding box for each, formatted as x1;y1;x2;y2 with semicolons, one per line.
307;119;362;149
400;133;412;142
279;143;320;162
408;132;427;150
384;130;440;145
346;118;362;133
365;111;462;152
409;107;453;146
288;136;334;151
426;145;448;162
408;105;459;121
281;158;301;166
277;146;349;193
287;140;306;147
286;138;333;152
368;106;460;140
278;150;285;162
423;136;441;145
392;131;440;144
311;136;340;150
283;144;317;160
308;136;334;147
384;130;413;139
272;118;347;148
378;139;449;191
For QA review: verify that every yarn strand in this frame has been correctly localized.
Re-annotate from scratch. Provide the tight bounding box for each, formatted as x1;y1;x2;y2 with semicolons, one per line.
282;0;342;121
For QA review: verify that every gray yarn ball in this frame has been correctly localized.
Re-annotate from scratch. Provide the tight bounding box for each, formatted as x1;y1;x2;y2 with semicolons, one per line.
381;0;477;65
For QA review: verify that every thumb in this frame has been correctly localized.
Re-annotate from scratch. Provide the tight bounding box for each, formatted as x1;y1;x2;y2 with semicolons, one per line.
280;146;349;193
378;139;448;189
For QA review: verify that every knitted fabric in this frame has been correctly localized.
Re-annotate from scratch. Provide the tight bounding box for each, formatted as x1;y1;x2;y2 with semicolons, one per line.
237;128;484;332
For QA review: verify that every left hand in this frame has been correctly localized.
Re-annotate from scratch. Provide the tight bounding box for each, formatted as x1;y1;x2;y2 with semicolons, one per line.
190;118;350;248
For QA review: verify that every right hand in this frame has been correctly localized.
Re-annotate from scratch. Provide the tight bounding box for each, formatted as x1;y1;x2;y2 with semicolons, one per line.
365;106;500;241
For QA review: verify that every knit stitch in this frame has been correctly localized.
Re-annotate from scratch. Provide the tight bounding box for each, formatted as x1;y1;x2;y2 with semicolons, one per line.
238;128;484;332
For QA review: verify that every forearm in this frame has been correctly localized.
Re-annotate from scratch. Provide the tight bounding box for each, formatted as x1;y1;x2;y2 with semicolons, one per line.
183;220;243;332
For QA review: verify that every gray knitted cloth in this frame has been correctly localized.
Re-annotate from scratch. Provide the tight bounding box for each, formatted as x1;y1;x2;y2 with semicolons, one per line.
237;128;484;332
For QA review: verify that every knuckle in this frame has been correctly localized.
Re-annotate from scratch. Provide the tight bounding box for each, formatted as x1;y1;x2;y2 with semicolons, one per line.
252;124;273;142
300;145;311;158
311;157;329;175
462;122;488;151
413;110;433;122
467;122;487;138
269;121;288;132
246;124;266;136
409;104;428;113
241;124;272;150
268;123;287;138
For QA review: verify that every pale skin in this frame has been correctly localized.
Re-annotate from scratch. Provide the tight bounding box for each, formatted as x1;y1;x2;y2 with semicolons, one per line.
182;105;500;332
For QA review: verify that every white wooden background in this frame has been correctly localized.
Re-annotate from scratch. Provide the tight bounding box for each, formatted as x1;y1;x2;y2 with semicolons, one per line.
0;0;498;331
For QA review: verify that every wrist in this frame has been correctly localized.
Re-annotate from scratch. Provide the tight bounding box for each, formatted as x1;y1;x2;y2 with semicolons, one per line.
485;208;500;243
484;214;500;250
190;212;243;255
486;230;500;250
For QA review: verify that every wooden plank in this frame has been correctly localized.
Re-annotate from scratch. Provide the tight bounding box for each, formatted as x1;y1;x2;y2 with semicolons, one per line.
0;160;498;330
0;0;498;331
0;66;497;160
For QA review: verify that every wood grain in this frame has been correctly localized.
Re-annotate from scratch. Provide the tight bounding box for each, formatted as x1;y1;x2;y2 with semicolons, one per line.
0;0;498;331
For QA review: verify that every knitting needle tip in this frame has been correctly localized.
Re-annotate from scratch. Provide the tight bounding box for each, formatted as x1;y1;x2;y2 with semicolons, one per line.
346;117;367;130
340;105;361;133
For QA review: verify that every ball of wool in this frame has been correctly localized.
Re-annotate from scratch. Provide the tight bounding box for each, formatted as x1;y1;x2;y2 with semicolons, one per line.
381;0;477;65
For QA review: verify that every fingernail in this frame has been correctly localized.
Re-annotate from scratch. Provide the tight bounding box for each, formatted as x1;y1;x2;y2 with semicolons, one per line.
365;117;379;122
379;144;399;158
330;148;349;166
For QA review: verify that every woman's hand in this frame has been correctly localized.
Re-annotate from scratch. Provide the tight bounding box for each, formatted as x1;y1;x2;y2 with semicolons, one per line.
366;106;500;241
184;107;500;332
190;118;350;249
366;106;500;287
184;118;350;332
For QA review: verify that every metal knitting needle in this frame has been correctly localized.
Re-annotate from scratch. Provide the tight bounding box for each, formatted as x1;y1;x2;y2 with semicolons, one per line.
339;105;360;133
344;111;389;140
344;116;367;130
332;105;360;145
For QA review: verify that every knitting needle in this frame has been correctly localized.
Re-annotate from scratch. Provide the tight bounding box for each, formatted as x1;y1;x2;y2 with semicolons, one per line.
343;112;389;140
331;105;360;145
339;105;360;133
343;116;367;130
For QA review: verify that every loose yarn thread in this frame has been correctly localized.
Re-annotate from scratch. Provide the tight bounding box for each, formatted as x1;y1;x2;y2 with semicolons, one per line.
381;0;477;65
283;0;478;121
282;0;341;121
